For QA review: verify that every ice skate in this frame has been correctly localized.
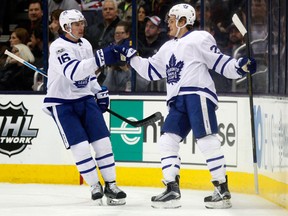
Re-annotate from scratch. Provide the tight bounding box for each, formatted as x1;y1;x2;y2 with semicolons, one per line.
104;181;126;205
151;175;181;209
204;176;232;209
91;182;104;205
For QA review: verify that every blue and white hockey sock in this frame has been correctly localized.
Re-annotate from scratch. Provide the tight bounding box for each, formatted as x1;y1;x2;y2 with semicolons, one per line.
70;141;99;186
91;137;116;182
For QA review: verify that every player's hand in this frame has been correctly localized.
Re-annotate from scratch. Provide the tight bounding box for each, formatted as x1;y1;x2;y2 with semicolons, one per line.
96;86;109;113
236;57;257;76
95;46;120;67
114;46;137;61
114;39;137;62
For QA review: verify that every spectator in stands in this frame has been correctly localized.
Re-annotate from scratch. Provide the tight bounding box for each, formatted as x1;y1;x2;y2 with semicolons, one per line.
28;26;44;69
210;22;245;93
194;0;214;33
102;21;132;92
85;0;121;51
0;28;30;69
85;0;120;83
224;23;244;57
28;26;54;68
138;5;146;23
49;9;64;39
16;0;43;37
48;0;81;16
9;28;30;47
138;16;168;58
30;24;54;91
118;0;132;22
151;0;177;22
209;1;230;51
209;24;242;93
137;15;168;92
0;43;35;91
26;0;44;34
137;4;148;43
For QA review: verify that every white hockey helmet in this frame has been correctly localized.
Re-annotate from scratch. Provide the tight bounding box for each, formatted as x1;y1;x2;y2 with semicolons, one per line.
168;3;196;26
59;9;86;33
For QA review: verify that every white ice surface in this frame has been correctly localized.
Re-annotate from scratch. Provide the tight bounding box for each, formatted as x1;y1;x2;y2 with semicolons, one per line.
0;183;287;216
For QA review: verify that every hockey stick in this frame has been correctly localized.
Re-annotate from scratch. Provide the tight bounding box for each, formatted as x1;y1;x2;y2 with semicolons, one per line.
5;49;162;127
232;13;259;194
107;108;162;127
4;50;48;77
6;48;162;127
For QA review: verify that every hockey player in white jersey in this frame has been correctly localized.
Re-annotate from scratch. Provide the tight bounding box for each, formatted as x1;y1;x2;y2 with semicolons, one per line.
114;3;256;209
43;9;126;206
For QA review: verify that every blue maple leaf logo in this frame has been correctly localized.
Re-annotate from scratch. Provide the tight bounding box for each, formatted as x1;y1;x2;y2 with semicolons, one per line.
166;54;184;85
73;76;89;88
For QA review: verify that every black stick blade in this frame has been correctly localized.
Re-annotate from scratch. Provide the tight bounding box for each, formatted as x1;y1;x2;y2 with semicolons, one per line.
130;112;162;127
107;108;163;127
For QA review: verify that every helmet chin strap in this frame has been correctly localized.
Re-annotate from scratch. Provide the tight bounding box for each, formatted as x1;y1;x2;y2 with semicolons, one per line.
175;20;187;38
68;31;80;40
64;25;80;40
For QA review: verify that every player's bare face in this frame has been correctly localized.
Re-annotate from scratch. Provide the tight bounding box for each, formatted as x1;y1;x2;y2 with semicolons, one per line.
167;16;177;37
71;21;85;39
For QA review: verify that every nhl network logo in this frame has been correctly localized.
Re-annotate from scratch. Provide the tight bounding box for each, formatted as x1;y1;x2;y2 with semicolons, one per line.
0;102;38;157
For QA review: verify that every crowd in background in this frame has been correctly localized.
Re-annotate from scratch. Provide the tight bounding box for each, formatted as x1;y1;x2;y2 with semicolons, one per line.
0;0;278;94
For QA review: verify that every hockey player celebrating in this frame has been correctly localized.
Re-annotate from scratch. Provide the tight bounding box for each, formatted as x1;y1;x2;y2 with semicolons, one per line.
43;9;126;206
114;3;256;209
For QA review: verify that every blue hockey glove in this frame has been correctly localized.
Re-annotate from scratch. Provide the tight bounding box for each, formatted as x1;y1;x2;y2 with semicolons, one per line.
95;46;120;67
236;57;257;76
114;39;137;62
96;86;109;113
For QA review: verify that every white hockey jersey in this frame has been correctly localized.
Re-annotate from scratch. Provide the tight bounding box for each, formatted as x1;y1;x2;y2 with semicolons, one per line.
43;35;101;109
130;30;242;107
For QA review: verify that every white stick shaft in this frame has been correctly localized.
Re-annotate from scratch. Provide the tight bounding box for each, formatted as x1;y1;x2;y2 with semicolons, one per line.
232;14;247;36
4;50;48;77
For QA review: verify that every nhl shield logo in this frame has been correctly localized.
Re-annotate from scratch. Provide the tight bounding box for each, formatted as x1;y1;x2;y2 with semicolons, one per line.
0;102;38;157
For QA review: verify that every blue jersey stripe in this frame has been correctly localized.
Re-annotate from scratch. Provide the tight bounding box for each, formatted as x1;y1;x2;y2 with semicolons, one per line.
212;54;223;71
70;61;80;80
44;95;93;104
221;57;233;75
63;59;78;77
179;86;218;102
148;63;162;80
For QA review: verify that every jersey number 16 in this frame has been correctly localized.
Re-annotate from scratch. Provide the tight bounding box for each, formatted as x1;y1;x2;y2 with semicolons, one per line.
58;53;71;65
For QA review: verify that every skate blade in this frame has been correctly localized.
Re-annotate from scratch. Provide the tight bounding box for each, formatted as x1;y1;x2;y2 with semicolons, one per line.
92;198;103;206
151;199;181;209
205;199;232;209
106;197;126;206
